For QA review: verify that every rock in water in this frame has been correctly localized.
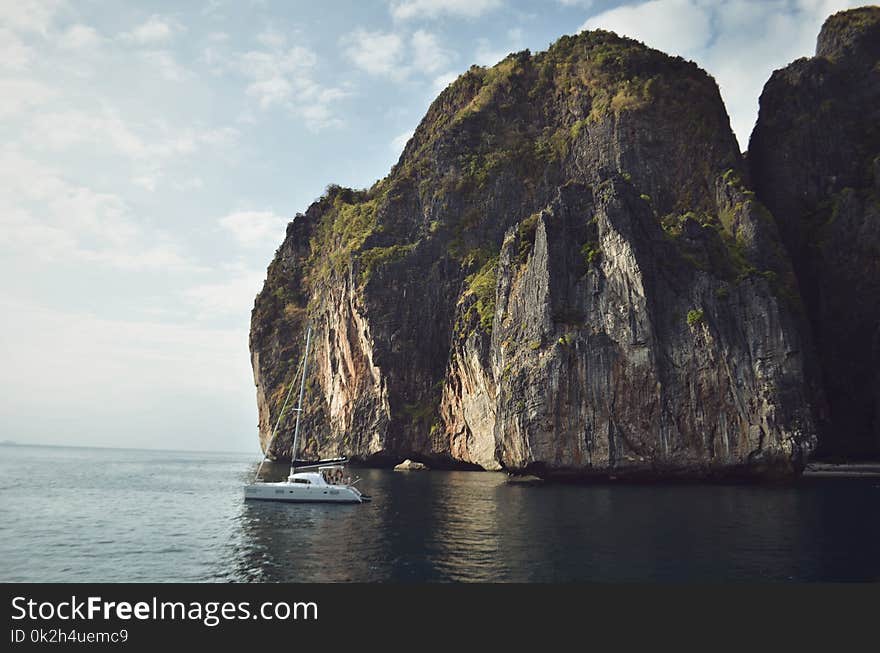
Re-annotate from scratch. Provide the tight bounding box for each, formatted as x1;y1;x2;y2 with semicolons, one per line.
749;7;880;458
394;459;429;471
250;29;823;479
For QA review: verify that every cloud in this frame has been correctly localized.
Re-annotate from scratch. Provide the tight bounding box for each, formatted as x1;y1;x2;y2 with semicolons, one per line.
230;39;348;129
132;172;160;192
474;38;511;67
0;0;64;34
27;108;238;182
219;210;289;248
471;25;525;67
411;29;454;74
391;129;414;153
58;23;100;50
183;266;267;318
432;70;460;92
120;14;184;45
238;45;318;107
0;294;259;453
0;297;250;412
257;26;286;49
298;99;346;130
342;28;455;80
389;0;503;21
139;49;189;81
0;148;196;271
0;27;34;70
0;78;54;118
580;0;711;56
200;32;230;69
342;29;405;78
712;0;864;148
579;0;865;148
172;177;205;191
202;0;224;18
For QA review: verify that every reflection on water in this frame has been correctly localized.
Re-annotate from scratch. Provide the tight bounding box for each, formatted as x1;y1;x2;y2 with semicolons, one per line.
1;445;879;582
235;462;509;582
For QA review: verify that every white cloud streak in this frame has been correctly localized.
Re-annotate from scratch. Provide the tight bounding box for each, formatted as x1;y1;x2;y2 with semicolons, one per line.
219;210;289;248
342;28;455;80
0;0;65;34
0;78;54;118
0;297;251;410
28;108;237;159
432;70;460;92
119;14;184;45
183;266;267;318
0;149;196;270
342;29;405;78
58;23;100;50
391;129;415;153
581;0;711;55
411;29;454;73
226;37;349;130
0;27;34;69
389;0;503;21
580;0;865;148
139;49;190;81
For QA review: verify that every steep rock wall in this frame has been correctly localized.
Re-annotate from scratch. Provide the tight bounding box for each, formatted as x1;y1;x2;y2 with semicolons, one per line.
250;29;822;478
749;6;880;457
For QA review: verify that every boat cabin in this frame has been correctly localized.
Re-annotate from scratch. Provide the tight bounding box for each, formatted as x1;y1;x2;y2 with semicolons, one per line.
285;465;349;486
285;472;325;485
319;465;348;486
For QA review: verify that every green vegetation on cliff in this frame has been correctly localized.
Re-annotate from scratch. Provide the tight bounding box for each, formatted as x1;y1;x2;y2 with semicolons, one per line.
249;22;822;476
276;29;742;323
464;255;499;333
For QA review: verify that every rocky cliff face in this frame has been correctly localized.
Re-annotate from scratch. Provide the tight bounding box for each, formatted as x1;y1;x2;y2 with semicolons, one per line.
749;6;880;458
250;29;822;478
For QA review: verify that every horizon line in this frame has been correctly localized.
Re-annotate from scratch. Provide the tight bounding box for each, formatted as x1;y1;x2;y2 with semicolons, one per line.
0;440;261;457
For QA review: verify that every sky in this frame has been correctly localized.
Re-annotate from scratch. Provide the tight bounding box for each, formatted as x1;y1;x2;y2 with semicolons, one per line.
0;0;865;454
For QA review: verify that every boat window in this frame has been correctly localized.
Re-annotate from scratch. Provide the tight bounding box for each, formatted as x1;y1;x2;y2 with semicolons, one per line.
292;478;310;484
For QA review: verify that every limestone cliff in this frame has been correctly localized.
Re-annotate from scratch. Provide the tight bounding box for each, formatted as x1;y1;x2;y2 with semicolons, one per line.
749;6;880;458
250;29;822;478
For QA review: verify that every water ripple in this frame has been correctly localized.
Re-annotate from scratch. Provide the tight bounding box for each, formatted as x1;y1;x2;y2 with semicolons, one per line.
1;446;879;582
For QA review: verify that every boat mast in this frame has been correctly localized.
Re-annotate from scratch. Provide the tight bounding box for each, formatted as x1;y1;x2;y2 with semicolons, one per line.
289;325;312;478
253;353;302;481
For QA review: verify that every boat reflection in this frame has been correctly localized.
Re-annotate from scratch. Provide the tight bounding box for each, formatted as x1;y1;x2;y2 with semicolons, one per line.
233;463;510;582
229;463;880;582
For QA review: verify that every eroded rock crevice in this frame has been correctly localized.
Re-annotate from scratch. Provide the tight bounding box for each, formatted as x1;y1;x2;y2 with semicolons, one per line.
249;10;880;478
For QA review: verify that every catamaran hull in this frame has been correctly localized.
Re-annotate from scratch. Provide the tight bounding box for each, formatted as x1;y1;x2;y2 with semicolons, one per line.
243;482;364;504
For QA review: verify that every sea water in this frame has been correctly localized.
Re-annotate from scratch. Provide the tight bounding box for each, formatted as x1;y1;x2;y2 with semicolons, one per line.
1;444;878;582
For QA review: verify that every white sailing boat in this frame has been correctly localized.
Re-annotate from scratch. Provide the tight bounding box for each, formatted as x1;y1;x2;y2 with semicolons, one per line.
244;326;370;504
